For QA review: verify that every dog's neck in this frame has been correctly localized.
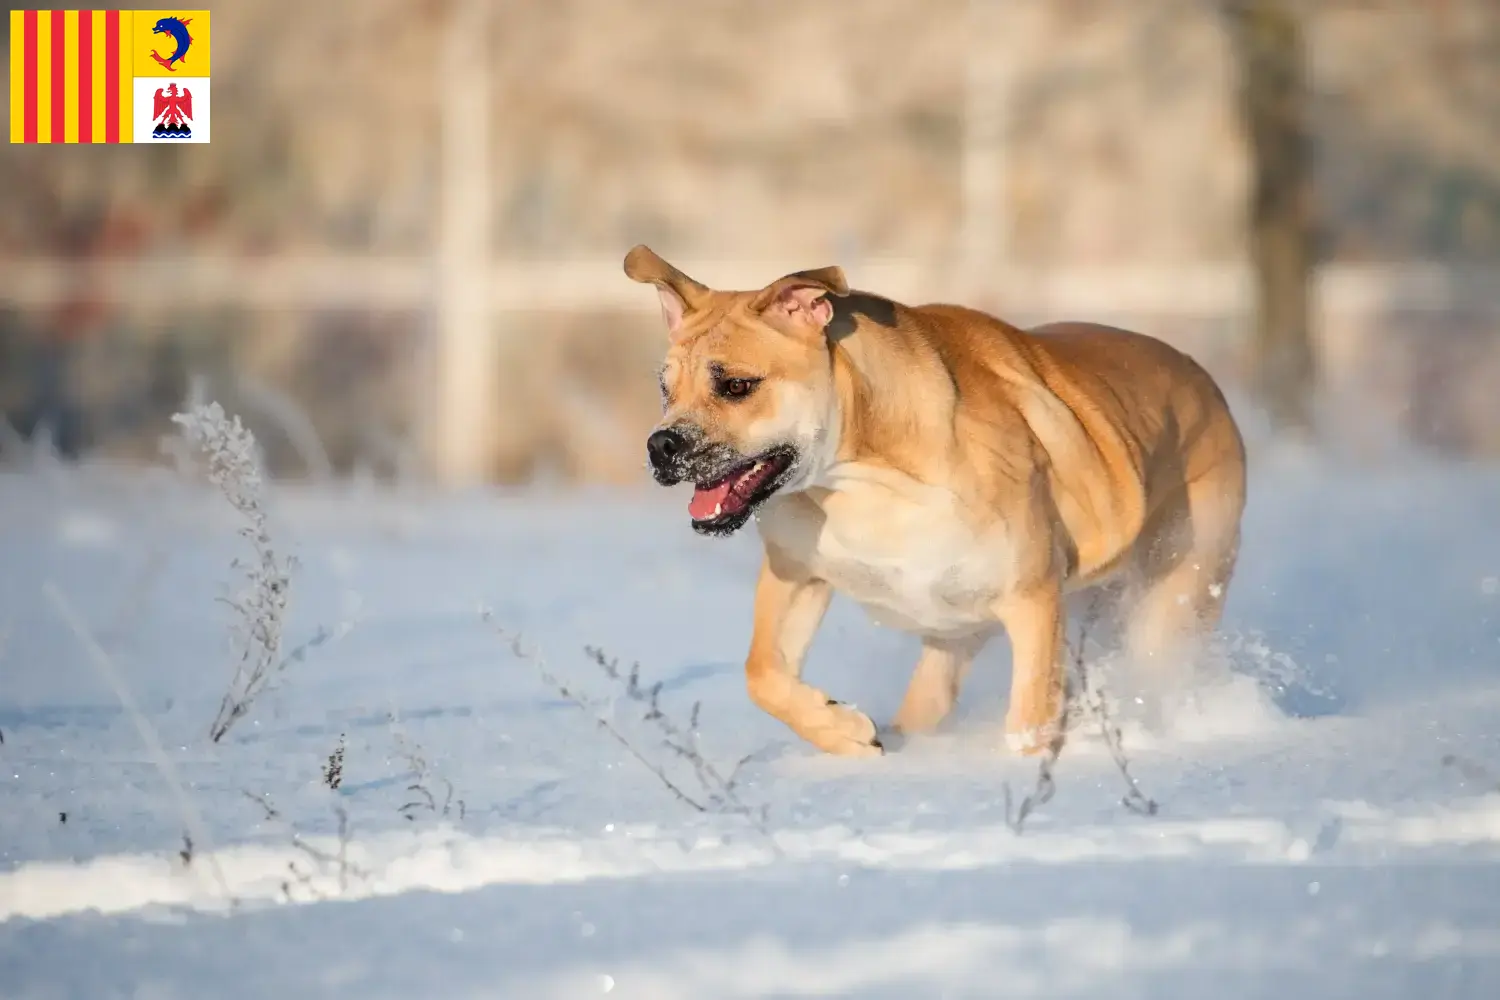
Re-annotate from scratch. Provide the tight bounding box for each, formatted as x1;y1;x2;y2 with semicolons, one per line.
824;308;956;477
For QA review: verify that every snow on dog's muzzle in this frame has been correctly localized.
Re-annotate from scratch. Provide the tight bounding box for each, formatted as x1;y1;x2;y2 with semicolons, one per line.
646;427;690;483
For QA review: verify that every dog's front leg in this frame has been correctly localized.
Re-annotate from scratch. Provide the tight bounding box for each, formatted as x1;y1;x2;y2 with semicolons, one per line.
996;582;1066;756
744;555;884;757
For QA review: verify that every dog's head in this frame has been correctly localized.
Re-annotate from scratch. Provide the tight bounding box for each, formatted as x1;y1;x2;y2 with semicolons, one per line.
625;244;849;537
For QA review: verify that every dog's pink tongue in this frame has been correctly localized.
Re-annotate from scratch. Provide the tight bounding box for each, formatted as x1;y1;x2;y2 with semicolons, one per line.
689;479;739;520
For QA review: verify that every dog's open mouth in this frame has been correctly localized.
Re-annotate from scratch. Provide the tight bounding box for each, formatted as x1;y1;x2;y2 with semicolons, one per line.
687;448;795;535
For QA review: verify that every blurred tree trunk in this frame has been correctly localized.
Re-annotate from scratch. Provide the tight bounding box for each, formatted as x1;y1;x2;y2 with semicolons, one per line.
1222;0;1316;432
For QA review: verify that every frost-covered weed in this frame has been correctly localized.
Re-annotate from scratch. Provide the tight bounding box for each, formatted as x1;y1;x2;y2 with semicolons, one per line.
172;401;301;743
484;609;775;845
1006;596;1158;834
242;791;364;900
386;712;467;822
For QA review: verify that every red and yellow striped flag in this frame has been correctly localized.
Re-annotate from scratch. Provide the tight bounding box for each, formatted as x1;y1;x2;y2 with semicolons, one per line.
10;10;132;143
11;10;212;144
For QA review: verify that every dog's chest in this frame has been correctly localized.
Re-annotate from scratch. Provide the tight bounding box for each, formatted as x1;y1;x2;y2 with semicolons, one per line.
758;472;1012;636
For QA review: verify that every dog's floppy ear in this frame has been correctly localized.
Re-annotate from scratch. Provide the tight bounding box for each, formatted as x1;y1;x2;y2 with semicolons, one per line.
624;244;710;340
750;266;850;331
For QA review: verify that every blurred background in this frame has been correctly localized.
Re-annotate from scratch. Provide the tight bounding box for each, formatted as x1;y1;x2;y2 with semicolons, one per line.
2;0;1498;488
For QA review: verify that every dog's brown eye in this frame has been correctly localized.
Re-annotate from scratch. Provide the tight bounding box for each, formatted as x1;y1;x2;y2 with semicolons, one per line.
718;377;757;399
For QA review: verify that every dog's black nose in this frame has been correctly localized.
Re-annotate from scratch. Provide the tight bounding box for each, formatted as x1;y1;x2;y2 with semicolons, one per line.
647;428;687;471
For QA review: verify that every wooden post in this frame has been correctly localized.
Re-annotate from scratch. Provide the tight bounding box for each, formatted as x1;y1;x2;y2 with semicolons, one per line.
1222;0;1317;432
959;0;1041;307
429;0;495;487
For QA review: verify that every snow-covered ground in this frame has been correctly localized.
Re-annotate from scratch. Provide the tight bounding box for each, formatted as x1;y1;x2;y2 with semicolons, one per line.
3;432;1500;999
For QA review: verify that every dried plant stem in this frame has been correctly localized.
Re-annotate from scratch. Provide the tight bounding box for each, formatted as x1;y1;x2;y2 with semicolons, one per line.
1078;648;1159;819
386;712;466;822
583;646;770;822
483;610;777;850
1004;591;1159;833
44;581;234;902
242;791;366;898
172;402;294;742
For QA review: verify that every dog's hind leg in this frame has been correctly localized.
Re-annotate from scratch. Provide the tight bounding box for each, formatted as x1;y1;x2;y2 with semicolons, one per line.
744;556;885;757
891;633;990;735
1122;465;1244;685
996;583;1068;755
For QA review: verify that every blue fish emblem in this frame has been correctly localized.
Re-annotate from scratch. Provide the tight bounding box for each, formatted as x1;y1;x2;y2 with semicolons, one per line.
150;16;194;73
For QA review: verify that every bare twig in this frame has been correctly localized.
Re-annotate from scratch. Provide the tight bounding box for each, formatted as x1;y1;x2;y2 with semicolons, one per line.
387;712;466;823
1078;656;1160;818
1066;594;1158;818
493;622;704;813
1002;749;1059;835
483;610;777;849
242;790;325;901
45;582;235;902
1004;590;1159;833
584;646;772;823
242;790;365;899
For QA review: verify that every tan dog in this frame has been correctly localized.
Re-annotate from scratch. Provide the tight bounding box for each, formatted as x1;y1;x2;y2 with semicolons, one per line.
626;245;1246;757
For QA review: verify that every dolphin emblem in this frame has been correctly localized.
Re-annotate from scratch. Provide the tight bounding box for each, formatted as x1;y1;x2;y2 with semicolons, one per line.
150;16;194;73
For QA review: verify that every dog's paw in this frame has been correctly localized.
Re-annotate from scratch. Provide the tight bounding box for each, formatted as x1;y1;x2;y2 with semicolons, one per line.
810;699;885;757
1004;718;1062;757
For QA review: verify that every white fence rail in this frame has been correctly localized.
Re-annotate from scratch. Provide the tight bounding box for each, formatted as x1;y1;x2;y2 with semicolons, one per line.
4;257;1498;316
3;254;1499;481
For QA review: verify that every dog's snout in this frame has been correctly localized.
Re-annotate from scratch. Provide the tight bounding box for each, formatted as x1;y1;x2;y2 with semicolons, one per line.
647;428;687;472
